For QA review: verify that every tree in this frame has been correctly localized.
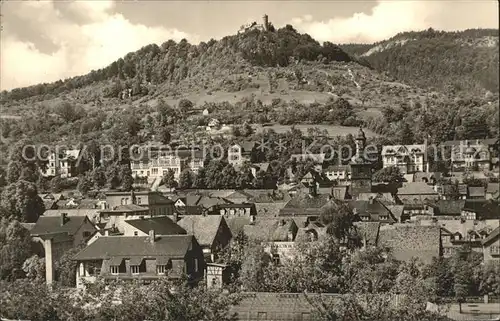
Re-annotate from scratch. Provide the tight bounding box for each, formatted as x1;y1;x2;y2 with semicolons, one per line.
372;166;405;184
119;165;134;191
0;219;34;280
22;255;45;281
479;261;500;296
55;245;85;287
319;201;358;244
193;167;206;189
0;181;44;222
162;168;177;188
50;175;63;193
398;122;414;145
105;164;121;189
178;98;194;115
157;126;171;144
77;173;93;196
239;244;272;292
178;169;194;189
92;166;107;189
6;161;22;184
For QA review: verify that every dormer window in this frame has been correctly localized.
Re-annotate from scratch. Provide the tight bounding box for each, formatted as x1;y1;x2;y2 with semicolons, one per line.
157;265;166;275
110;266;120;275
131;265;140;275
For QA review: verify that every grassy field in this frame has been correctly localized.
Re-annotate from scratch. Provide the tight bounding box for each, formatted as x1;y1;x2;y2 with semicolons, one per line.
252;123;378;137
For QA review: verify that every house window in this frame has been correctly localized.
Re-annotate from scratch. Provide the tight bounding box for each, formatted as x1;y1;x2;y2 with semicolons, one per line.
131;265;140;275
83;231;92;238
110;266;120;275
134;231;138;236
157;265;167;275
491;246;500;255
380;215;388;221
257;312;267;320
272;254;280;265
136;197;141;204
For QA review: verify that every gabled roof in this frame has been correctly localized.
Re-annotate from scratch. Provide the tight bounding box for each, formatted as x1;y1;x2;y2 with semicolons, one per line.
125;217;187;236
44;208;100;219
243;219;297;242
177;216;228;247
482;227;500;245
398;182;438;196
31;216;90;237
225;217;252;236
73;235;195;260
348;199;395;223
381;144;426;155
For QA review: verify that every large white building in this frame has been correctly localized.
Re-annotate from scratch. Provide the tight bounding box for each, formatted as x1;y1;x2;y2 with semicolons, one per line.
41;149;81;178
381;144;429;174
131;148;204;183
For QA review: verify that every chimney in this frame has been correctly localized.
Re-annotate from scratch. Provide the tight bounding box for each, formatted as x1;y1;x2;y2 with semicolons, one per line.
60;213;68;226
173;211;179;222
368;196;374;204
104;230;109;236
131;190;136;205
149;230;155;243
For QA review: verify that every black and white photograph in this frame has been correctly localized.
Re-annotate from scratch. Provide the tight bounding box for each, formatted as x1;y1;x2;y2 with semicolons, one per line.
0;0;499;320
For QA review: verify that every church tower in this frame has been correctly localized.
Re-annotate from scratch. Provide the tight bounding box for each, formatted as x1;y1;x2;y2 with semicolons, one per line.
349;127;372;199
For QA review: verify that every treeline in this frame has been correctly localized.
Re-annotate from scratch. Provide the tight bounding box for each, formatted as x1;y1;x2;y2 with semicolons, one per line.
1;25;352;103
342;28;499;94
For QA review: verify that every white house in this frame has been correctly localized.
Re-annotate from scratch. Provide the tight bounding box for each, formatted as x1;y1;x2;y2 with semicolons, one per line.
381;144;429;174
41;149;81;178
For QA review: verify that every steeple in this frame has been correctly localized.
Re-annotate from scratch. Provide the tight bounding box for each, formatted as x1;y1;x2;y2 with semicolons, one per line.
355;126;366;157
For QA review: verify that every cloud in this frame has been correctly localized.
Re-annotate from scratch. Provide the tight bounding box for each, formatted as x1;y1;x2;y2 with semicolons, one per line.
1;1;198;90
291;1;499;44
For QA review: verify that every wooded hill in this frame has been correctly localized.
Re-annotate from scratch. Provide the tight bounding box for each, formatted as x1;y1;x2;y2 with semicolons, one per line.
341;28;499;95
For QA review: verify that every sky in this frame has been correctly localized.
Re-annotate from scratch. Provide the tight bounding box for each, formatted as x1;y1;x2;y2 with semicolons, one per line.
1;0;498;91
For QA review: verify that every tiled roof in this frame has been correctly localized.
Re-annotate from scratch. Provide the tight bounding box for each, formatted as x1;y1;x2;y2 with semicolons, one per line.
398;182;438;195
430;200;466;215
324;165;350;172
255;202;287;217
31;216;89;236
102;204;149;213
290;153;326;163
283;192;331;209
482;227;500;245
386;205;404;222
44;208;100;221
243;219;297;242
73;235;194;260
177;216;226;247
378;225;440;264
463;200;500;219
125;217;187;236
348;199;395;223
230;292;342;316
226;217;252;236
468;186;485;197
487;183;500;194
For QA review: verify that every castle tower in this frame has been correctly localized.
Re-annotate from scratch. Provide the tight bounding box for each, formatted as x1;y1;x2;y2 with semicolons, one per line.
263;14;269;31
350;127;372;199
